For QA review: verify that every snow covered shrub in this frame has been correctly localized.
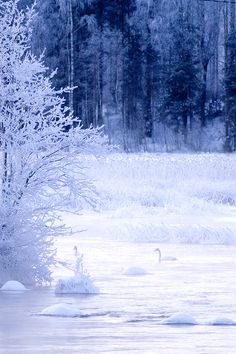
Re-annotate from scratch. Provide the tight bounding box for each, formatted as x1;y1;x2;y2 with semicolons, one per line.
0;1;102;285
55;251;99;294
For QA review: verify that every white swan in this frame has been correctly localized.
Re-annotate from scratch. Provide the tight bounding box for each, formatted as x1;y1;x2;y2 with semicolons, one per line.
154;248;178;262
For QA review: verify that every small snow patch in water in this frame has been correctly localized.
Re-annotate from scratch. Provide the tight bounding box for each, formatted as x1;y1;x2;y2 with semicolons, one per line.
123;266;147;276
210;317;236;326
38;303;81;317
1;280;27;292
162;312;198;325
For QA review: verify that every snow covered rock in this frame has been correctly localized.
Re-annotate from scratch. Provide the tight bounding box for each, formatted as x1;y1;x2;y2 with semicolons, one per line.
162;312;198;325
210;317;236;326
39;303;81;317
123;266;147;276
55;275;100;294
1;280;27;292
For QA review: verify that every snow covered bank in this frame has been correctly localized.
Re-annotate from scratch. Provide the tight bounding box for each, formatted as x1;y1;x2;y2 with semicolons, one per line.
109;223;236;244
85;153;236;211
77;153;236;245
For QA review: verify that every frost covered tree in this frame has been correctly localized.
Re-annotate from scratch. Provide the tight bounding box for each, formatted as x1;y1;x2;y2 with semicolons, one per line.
0;0;100;285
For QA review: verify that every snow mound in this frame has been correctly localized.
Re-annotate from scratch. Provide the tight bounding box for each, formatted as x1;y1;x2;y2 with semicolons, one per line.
1;280;27;292
210;317;236;326
39;303;81;317
163;312;198;325
55;275;100;294
123;266;147;276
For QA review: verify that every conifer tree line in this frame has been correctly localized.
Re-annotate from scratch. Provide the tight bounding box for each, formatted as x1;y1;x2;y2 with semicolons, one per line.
22;0;236;151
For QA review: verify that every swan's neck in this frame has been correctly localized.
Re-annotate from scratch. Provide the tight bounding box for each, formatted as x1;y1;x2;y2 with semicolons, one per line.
74;245;78;257
154;248;161;262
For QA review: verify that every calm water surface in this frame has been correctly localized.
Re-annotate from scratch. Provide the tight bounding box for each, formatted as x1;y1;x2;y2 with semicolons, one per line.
0;237;236;354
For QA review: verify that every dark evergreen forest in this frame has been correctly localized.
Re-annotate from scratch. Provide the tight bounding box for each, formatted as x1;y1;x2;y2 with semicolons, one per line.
21;0;236;151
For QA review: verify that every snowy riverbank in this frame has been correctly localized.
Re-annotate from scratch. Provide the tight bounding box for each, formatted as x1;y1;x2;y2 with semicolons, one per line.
62;153;236;245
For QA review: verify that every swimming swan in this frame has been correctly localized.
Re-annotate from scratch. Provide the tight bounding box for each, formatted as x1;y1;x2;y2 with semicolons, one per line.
154;248;178;262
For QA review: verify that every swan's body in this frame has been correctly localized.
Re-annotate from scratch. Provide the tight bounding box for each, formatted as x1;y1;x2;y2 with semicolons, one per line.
162;256;178;261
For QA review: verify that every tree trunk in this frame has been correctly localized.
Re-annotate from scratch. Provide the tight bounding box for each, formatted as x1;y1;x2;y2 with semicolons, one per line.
68;0;74;114
97;0;104;127
200;63;208;127
224;3;231;151
224;2;236;151
144;27;153;138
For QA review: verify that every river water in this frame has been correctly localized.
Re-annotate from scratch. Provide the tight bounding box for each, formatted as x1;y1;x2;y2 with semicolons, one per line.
0;236;236;354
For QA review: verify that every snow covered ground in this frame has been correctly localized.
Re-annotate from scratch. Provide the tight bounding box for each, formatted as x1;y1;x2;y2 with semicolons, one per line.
1;153;236;353
63;152;236;245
